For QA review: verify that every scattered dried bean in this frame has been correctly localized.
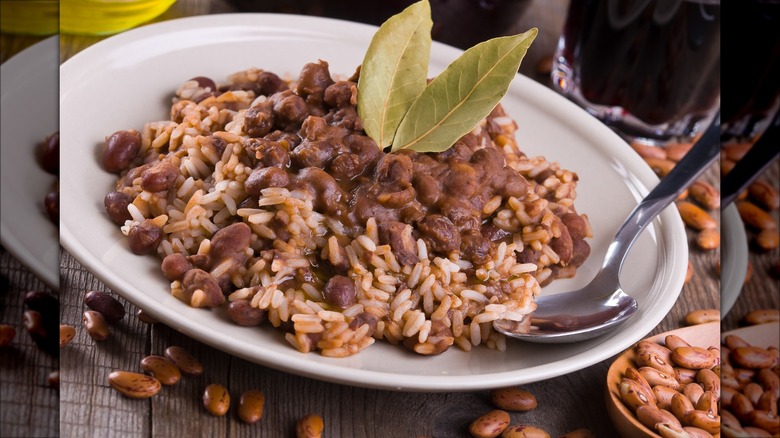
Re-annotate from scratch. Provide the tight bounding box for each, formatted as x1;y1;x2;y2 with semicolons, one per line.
696;228;720;250
0;324;16;347
500;424;550;438
688;180;720;210
296;414;324;438
164;346;203;376
756;229;780;251
140;355;181;386
48;370;59;389
82;310;109;341
469;410;511;438
677;201;717;230
136;309;158;324
748;179;780;211
108;371;161;398
83;290;126;323
60;324;75;347
684;309;720;326
490;387;537;412
202;383;230;416
745;310;780;325
737;201;777;230
237;389;265;424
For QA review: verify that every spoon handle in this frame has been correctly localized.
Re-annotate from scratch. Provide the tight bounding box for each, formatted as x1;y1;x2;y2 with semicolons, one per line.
602;115;721;273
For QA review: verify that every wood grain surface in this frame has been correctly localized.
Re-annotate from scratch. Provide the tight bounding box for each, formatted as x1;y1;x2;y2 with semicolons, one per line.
1;0;778;437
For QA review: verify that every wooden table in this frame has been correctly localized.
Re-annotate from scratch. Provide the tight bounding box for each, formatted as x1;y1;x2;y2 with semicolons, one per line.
1;0;778;436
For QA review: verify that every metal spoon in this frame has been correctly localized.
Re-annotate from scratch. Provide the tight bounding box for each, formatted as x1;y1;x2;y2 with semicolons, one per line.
494;115;721;343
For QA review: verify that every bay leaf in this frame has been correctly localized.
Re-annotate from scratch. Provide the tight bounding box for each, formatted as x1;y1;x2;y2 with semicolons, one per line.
357;0;432;149
391;28;538;153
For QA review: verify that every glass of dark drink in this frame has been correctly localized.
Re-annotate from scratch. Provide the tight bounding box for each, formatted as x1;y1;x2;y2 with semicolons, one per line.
552;0;720;146
721;0;780;142
227;0;533;51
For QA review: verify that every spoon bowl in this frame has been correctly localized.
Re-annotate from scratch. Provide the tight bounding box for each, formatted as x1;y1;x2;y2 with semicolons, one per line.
495;116;721;343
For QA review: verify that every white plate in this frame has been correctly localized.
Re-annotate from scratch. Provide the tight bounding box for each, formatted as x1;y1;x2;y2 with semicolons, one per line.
0;36;60;290
721;203;748;318
60;14;688;391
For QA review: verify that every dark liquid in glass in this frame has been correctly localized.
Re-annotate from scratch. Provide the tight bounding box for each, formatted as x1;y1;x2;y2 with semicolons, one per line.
559;0;720;127
228;0;532;50
721;0;780;140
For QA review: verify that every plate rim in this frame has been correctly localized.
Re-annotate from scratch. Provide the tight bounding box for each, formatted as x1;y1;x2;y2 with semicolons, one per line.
0;34;60;290
720;203;748;318
59;13;689;391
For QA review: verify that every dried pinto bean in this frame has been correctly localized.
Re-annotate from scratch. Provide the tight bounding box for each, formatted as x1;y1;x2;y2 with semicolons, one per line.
23;310;57;353
136;309;158;324
756;229;780;251
677;201;717;230
737;201;777;230
237;390;265;424
489;387;537;411
653;385;679;410
665;334;691;350
23;291;59;318
0;324;17;347
745;309;780;325
636;349;675;375
682;382;705;406
140;355;181;386
682;410;721;434
165;346;203;376
749;180;780;211
499;424;551;438
638;366;679;389
696;368;720;400
684;309;720;326
202;383;230;416
635;404;681;430
108;371;161;398
671;392;695;422
82;310;109;341
468;410;510;438
688;180;720;210
695;228;720;250
59;324;75;347
674;367;698;385
732;347;775;369
619;378;655;411
671;346;716;369
83;290;126;323
296;414;324;438
48;370;59;389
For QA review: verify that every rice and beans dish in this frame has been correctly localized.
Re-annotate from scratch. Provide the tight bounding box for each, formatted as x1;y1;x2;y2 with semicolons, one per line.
101;61;592;357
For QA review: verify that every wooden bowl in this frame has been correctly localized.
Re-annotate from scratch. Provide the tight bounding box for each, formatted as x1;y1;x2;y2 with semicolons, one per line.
722;321;779;350
604;322;720;438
